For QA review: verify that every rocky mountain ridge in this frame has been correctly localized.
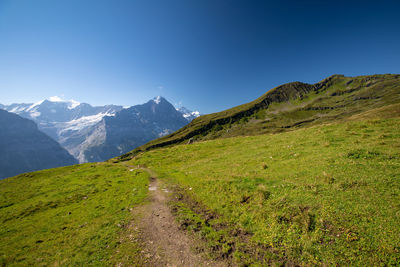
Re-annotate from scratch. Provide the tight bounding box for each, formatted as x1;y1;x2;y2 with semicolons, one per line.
117;74;400;161
1;96;200;163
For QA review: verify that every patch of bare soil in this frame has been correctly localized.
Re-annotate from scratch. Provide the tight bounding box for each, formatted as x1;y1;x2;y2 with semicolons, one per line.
132;176;227;267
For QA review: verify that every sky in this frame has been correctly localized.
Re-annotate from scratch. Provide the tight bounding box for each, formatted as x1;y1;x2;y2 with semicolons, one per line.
0;0;399;114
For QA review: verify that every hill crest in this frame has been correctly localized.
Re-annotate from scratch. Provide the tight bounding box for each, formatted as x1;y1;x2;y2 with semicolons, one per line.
116;73;400;161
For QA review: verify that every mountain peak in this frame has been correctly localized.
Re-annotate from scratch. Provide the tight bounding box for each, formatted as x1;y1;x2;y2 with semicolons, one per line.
152;96;164;104
176;106;201;121
48;96;81;109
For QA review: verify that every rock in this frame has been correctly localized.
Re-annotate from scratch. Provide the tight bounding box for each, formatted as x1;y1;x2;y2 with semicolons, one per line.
0;110;78;179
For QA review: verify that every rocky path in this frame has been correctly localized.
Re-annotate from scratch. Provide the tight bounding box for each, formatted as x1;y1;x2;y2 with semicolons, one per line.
131;171;226;267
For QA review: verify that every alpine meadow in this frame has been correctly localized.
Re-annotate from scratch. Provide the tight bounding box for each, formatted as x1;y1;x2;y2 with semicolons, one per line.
1;74;399;266
2;1;400;266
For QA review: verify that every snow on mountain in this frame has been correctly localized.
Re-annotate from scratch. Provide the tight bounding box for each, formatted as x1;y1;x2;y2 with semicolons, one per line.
2;98;124;162
3;97;122;124
153;96;162;104
10;105;29;113
48;96;81;109
192;111;200;117
4;96;82;120
5;103;32;114
59;112;115;134
80;97;190;163
150;96;200;121
176;106;201;121
27;100;45;111
2;96;200;163
30;110;41;118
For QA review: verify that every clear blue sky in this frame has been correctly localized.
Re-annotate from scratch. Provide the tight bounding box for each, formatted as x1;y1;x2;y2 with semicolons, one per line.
1;0;399;113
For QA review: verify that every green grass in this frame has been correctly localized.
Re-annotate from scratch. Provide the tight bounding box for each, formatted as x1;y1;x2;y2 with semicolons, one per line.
117;74;400;161
1;74;399;266
133;117;400;266
0;163;149;266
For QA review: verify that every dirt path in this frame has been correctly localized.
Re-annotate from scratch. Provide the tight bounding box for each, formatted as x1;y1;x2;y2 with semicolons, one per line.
132;172;227;267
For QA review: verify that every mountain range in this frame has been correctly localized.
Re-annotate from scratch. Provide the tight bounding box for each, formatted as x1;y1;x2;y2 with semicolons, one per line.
71;96;194;162
1;96;200;164
1;74;399;266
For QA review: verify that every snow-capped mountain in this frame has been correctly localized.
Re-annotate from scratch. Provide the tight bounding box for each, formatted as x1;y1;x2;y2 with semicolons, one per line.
77;96;190;162
1;97;123;161
2;97;123;131
1;96;200;163
176;106;201;121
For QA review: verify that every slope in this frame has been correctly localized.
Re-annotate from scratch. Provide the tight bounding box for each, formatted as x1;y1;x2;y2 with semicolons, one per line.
0;83;399;265
0;163;149;266
2;96;199;163
0;110;78;179
1;98;123;162
80;97;189;162
1;98;123;142
131;106;400;265
117;74;400;161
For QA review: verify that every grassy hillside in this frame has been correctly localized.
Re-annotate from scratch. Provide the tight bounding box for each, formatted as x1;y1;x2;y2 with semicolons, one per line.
0;163;149;266
130;108;400;265
1;74;399;266
118;74;400;161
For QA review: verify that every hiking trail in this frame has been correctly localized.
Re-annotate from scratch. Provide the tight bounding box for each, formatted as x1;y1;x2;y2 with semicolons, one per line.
130;168;226;267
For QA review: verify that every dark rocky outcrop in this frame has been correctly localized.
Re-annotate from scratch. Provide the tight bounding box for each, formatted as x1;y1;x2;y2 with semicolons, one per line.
0;110;78;179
